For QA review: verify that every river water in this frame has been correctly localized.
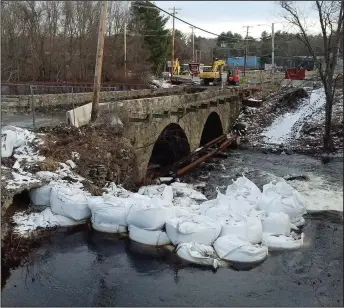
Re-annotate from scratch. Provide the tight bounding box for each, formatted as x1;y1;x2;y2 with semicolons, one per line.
2;149;343;307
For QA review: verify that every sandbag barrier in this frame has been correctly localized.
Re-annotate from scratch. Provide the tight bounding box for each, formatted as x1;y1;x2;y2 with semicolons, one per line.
4;126;307;268
24;175;307;270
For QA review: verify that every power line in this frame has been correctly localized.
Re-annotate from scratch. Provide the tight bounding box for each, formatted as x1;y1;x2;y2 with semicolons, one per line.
134;2;252;42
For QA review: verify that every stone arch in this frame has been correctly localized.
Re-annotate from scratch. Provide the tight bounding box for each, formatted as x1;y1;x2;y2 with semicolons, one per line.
199;111;224;146
148;123;191;169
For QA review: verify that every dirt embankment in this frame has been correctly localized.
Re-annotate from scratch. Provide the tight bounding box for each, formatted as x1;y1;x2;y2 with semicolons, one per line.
36;124;138;192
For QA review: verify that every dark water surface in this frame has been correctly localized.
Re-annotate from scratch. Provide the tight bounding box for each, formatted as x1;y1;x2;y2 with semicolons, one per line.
1;213;343;307
2;150;343;307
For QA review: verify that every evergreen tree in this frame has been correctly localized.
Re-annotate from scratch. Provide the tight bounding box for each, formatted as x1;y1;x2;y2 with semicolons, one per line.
129;1;170;74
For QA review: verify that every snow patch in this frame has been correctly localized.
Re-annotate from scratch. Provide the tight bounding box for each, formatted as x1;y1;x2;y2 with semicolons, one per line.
262;88;326;144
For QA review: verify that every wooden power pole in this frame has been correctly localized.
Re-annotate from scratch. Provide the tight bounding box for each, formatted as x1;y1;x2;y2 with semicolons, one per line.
169;7;180;81
91;1;108;122
124;22;127;79
191;26;195;62
243;25;251;77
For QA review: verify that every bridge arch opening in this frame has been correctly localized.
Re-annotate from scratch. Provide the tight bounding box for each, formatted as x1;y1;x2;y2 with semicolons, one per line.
148;123;191;169
199;112;224;146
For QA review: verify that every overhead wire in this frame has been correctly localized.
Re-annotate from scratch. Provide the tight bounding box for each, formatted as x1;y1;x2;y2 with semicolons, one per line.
131;2;253;42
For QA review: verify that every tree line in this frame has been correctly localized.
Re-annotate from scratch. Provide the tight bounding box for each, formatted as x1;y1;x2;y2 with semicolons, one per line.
1;0;342;83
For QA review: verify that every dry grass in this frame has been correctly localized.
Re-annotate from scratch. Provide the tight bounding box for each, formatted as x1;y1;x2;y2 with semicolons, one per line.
38;125;138;189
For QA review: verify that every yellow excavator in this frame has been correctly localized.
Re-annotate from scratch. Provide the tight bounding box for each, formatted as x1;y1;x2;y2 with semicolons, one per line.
200;58;226;86
172;58;181;75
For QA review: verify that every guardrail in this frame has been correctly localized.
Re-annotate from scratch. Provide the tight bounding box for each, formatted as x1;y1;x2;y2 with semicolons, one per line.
1;82;150;95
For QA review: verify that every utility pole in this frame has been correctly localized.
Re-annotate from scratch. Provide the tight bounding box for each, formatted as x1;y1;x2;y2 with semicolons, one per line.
91;0;108;122
169;7;181;81
243;25;251;77
271;22;275;85
124;22;127;79
191;26;195;62
195;50;201;62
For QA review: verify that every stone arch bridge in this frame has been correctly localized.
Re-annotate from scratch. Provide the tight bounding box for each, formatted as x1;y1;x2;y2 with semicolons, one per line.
69;86;258;183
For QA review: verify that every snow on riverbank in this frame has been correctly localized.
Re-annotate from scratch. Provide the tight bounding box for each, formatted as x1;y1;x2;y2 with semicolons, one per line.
289;176;343;212
262;87;326;144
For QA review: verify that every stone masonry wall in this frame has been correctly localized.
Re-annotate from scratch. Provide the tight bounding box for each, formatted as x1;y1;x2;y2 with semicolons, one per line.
2;87;188;112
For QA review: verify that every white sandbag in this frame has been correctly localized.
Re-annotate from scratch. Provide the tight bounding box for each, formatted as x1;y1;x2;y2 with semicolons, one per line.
213;235;268;263
127;201;175;230
173;196;199;208
87;196;104;209
217;189;255;215
1;130;17;158
90;196;132;228
165;215;221;246
2;125;27;148
218;216;262;244
29;185;53;206
128;224;171;246
262;232;304;250
50;186;91;220
262;212;292;236
176;242;220;268
199;199;218;215
246;216;263;244
226;175;262;205
9;126;27;148
291;216;305;227
259;180;306;221
171;183;207;201
104;193;151;208
138;184;173;205
173;206;194;217
103;182;133;198
92;223;127;233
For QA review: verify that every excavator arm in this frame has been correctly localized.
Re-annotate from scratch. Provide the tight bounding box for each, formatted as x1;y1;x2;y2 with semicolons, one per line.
212;60;226;72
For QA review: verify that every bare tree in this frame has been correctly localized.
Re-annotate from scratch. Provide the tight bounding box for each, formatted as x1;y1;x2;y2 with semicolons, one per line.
279;1;344;153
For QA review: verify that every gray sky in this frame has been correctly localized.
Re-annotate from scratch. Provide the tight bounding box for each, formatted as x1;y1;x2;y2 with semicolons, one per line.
154;1;321;39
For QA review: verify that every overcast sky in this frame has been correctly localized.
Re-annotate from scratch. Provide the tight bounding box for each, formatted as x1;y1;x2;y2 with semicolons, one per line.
154;1;321;39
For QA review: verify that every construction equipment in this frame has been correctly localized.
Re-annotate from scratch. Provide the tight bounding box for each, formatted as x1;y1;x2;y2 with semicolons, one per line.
285;68;306;80
189;63;200;77
172;58;181;75
227;68;240;85
180;63;191;75
199;58;225;86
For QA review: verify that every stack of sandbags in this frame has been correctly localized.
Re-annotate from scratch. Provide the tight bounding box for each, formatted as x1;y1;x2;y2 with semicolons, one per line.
165;214;221;246
258;180;306;227
127;189;176;246
200;188;263;245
